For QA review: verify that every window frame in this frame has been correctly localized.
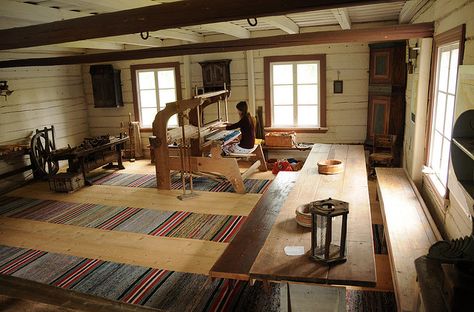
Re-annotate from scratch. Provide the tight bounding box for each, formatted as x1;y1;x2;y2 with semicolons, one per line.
131;62;182;132
425;25;465;198
264;55;327;133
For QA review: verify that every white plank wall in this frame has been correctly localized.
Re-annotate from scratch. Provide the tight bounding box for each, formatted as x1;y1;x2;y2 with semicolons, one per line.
0;64;88;193
405;0;474;239
83;43;369;159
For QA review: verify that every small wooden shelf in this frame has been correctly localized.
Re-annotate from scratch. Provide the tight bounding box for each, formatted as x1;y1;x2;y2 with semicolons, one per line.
453;138;474;161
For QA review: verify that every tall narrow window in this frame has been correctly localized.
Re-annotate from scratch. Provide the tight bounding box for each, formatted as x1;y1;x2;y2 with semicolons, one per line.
264;55;326;130
426;25;465;196
131;63;181;130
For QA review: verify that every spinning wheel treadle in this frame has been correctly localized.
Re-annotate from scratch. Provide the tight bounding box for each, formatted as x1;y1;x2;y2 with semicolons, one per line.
30;131;59;177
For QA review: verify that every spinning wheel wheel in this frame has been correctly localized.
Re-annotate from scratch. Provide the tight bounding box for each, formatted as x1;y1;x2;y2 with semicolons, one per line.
30;131;59;177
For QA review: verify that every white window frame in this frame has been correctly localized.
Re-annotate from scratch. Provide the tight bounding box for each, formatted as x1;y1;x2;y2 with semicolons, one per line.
427;42;460;197
269;61;321;128
131;62;181;130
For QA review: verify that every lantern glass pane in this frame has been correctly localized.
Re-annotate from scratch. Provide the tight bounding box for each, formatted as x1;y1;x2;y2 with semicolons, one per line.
314;215;327;258
331;215;343;256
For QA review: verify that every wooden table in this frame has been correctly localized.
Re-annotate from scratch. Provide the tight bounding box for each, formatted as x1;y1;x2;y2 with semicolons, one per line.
52;136;128;184
249;144;375;311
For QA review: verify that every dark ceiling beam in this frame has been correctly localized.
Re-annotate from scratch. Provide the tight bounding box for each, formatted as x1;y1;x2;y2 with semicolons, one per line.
0;0;403;50
0;23;434;68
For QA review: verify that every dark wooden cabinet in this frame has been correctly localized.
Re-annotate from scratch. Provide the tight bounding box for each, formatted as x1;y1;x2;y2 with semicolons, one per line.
89;65;123;108
199;59;231;92
366;42;407;165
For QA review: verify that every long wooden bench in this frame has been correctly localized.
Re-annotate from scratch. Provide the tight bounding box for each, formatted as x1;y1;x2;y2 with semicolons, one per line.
376;168;442;312
209;171;298;280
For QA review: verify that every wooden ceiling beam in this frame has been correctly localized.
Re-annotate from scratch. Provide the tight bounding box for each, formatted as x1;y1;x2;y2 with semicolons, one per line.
152;29;205;43
0;0;404;50
0;23;434;68
261;16;299;34
331;8;352;30
202;22;251;39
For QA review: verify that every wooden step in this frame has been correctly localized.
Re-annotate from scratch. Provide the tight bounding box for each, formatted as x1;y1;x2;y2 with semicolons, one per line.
209;171;299;280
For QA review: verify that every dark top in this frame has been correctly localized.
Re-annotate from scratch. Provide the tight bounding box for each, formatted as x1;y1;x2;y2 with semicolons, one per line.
226;115;255;149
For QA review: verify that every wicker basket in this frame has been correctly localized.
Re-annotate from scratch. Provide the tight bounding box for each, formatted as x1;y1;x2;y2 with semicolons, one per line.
295;203;312;228
317;159;344;175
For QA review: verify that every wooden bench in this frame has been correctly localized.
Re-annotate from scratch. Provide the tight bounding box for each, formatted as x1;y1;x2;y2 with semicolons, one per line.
376;168;442;312
209;171;298;280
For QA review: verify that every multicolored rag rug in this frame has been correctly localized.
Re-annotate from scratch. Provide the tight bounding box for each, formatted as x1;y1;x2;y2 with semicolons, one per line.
0;245;396;312
89;172;271;194
0;196;244;243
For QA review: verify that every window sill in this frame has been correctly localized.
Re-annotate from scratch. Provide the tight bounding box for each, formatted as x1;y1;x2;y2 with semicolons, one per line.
422;169;449;211
264;127;328;134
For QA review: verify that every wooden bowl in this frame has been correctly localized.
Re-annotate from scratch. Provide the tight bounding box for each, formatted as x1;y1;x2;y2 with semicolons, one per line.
317;159;344;175
295;204;312;228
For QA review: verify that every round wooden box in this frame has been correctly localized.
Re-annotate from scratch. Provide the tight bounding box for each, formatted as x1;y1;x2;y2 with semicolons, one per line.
295;204;312;228
317;159;344;175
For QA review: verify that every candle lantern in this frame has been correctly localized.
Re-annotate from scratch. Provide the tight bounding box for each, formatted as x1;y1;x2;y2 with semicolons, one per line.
309;198;349;264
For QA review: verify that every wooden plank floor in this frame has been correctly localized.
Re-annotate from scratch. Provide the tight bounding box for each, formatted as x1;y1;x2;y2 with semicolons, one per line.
0;217;226;275
8;182;260;216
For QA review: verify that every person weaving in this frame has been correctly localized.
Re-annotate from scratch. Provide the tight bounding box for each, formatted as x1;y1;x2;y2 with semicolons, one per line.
213;101;255;155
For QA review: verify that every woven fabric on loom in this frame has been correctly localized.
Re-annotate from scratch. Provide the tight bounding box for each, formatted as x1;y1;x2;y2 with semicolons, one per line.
0;196;245;243
89;172;271;194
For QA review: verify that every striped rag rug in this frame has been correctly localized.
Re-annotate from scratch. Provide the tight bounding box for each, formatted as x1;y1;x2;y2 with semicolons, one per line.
89;172;271;194
0;245;396;312
0;196;244;243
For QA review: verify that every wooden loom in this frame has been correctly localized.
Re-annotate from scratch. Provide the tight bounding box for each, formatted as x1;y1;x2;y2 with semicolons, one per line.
152;90;266;194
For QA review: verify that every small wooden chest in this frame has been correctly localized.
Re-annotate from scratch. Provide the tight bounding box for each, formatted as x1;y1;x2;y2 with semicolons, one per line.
264;132;296;147
49;172;85;193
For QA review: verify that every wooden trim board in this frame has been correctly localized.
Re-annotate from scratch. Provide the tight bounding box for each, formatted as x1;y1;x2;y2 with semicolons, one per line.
209;171;299;280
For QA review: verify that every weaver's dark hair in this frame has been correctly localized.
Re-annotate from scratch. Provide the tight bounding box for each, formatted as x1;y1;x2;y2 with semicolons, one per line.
236;101;249;117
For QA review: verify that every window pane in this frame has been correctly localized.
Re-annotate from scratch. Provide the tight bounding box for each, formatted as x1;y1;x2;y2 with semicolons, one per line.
439;138;450;186
274;106;293;126
444;95;455;139
297;63;318;84
138;71;155;89
168;114;178;128
273;85;293;105
272;64;293;84
431;131;443;172
435;92;446;133
141;107;158;128
158;69;176;89
438;50;450;92
297;85;318;105
448;49;459;94
158;89;177;108
297;106;319;126
140;90;157;108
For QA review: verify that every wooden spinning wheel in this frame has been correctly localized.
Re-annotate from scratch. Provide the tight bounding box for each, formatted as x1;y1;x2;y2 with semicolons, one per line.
30;127;59;177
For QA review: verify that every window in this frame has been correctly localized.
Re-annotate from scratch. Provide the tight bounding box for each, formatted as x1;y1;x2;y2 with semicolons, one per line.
131;63;182;130
264;55;326;131
426;25;465;196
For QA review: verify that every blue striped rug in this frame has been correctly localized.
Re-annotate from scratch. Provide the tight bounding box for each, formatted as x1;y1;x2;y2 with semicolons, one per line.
0;245;396;312
0;196;245;243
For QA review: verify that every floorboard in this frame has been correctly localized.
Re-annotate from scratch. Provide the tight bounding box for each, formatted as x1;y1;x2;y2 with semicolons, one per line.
0;217;226;275
8;182;260;216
